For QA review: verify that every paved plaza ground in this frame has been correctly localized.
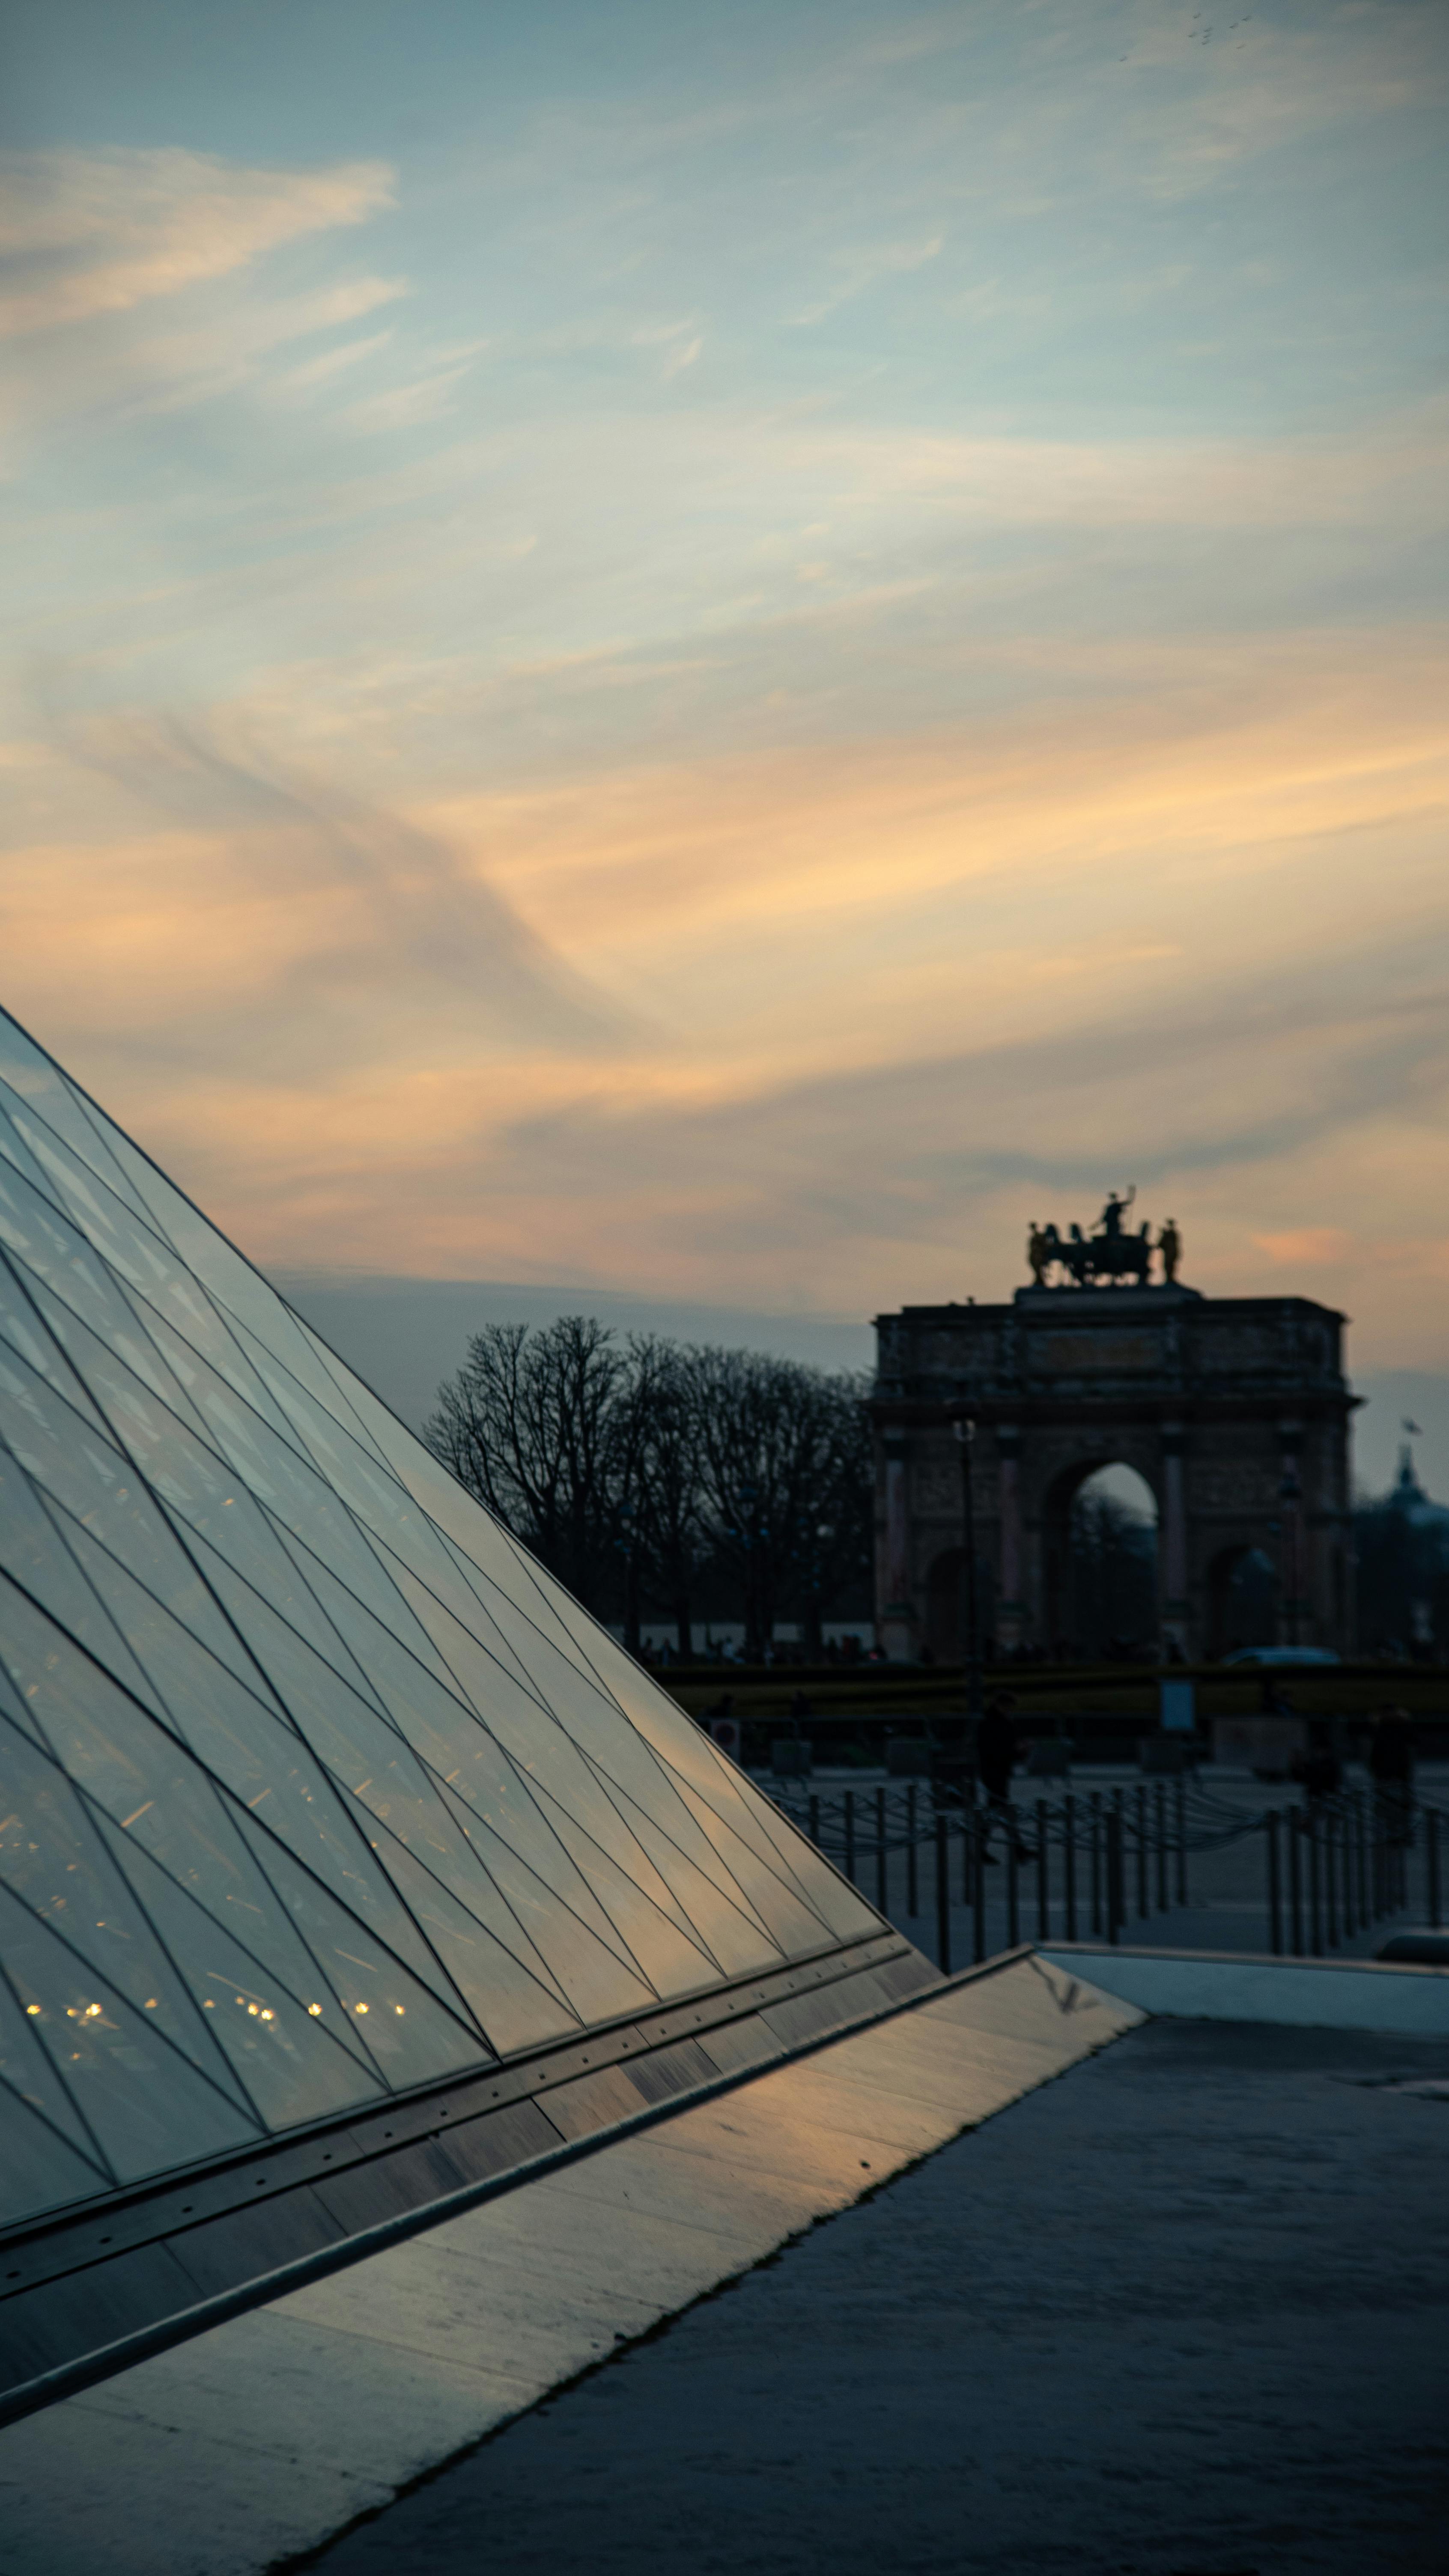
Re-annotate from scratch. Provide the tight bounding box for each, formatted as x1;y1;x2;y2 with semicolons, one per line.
316;2015;1449;2576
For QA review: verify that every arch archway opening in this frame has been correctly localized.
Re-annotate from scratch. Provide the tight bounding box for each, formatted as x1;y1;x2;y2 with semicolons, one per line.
1053;1463;1159;1661
923;1544;997;1665
1210;1544;1276;1658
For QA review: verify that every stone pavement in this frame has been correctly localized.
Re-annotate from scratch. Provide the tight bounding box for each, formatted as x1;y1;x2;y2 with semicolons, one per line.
320;2016;1449;2576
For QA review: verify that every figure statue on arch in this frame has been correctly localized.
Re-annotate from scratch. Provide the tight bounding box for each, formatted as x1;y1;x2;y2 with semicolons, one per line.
1157;1217;1182;1284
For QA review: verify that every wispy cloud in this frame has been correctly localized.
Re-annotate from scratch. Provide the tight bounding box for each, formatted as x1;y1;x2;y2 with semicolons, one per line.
0;148;395;338
9;695;636;1086
281;329;395;392
344;353;483;434
791;233;944;326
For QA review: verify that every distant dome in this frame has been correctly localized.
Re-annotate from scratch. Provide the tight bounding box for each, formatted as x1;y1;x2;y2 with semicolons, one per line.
1389;1444;1449;1535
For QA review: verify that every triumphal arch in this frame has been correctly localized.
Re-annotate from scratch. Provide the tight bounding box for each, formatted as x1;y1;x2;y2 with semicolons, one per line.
869;1197;1356;1661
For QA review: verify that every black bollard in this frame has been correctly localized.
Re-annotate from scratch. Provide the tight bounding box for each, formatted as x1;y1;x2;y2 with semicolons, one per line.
973;1807;987;1965
1266;1809;1282;1956
876;1786;888;1915
1036;1797;1050;1941
1007;1817;1020;1949
844;1788;856;1886
1307;1805;1322;1957
935;1812;951;1974
1154;1780;1169;1914
1428;1807;1442;1932
906;1784;919;1919
1324;1807;1339;1950
1175;1774;1188;1908
1091;1791;1104;1938
809;1791;820;1847
1064;1793;1078;1941
1135;1783;1149;1918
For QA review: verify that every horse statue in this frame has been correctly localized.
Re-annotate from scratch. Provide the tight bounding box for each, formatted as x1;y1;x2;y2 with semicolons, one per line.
1026;1191;1158;1287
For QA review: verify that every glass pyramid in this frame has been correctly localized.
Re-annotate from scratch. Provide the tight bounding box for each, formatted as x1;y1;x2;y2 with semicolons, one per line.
0;1006;878;2230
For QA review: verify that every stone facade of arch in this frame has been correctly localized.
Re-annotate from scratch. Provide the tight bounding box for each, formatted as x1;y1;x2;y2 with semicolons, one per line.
869;1285;1356;1661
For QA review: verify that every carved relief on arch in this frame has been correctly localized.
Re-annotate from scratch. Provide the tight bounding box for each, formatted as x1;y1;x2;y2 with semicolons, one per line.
1189;1461;1280;1513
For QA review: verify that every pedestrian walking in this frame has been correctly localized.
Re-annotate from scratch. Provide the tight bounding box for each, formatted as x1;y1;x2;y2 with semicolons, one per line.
1297;1719;1342;1802
1369;1704;1415;1846
974;1693;1029;1862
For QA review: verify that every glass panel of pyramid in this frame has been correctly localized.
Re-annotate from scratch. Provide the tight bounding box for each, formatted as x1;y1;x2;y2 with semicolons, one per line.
0;1005;880;2231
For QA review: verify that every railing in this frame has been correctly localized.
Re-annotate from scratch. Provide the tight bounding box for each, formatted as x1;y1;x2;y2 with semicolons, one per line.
772;1777;1446;1973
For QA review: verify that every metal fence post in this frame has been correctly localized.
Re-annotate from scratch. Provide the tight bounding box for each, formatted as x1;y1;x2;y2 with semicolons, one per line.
808;1791;820;1847
906;1784;919;1918
935;1812;951;1974
973;1807;987;1965
1106;1804;1124;1945
1428;1807;1442;1931
1288;1808;1303;1956
1324;1807;1339;1950
875;1786;888;1915
1266;1808;1282;1956
1091;1791;1104;1937
1035;1798;1049;1941
1007;1816;1020;1949
1175;1775;1188;1908
1154;1780;1169;1914
1306;1805;1322;1957
1064;1793;1078;1942
1135;1783;1149;1918
844;1788;856;1886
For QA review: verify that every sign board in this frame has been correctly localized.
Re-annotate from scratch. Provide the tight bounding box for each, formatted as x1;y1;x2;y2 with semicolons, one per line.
1160;1679;1196;1733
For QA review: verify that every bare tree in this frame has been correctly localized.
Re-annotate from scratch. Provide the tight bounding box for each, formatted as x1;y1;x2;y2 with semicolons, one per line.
425;1316;628;1604
625;1338;707;1659
426;1320;874;1658
689;1349;867;1661
1067;1488;1157;1657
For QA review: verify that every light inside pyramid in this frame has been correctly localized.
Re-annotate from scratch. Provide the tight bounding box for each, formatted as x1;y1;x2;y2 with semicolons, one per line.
0;1007;878;2229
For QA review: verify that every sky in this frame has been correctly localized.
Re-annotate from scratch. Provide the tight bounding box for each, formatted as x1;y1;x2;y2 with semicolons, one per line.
3;0;1448;1467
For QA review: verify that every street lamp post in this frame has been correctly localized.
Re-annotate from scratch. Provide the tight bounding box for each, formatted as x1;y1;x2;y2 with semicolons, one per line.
952;1415;984;1723
617;1499;641;1657
809;1521;834;1659
738;1481;760;1662
1278;1467;1303;1649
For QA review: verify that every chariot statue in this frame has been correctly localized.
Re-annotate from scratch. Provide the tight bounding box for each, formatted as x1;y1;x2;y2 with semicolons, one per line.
1026;1192;1183;1288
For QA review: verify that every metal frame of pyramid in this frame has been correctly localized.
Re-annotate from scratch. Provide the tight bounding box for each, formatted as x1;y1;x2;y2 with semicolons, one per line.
0;1005;936;2422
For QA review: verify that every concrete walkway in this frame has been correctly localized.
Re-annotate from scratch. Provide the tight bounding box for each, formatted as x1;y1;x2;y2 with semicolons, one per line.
321;2016;1449;2576
0;1957;1138;2576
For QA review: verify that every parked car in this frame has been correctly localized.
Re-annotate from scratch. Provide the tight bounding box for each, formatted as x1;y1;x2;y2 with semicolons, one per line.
1220;1646;1341;1667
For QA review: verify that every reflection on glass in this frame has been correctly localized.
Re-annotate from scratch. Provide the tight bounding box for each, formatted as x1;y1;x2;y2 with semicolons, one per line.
0;1249;110;1431
1;1582;377;2084
0;1711;253;2112
93;1811;382;2134
0;1452;155;1709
